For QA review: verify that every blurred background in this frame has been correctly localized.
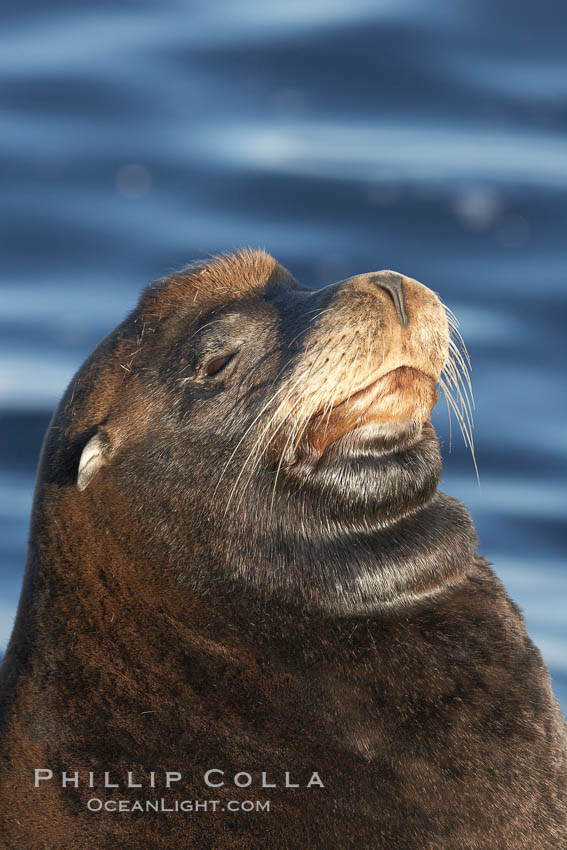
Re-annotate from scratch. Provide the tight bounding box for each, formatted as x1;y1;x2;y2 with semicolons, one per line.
1;0;565;709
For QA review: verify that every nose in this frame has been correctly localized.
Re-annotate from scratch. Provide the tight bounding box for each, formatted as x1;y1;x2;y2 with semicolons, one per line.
369;272;408;327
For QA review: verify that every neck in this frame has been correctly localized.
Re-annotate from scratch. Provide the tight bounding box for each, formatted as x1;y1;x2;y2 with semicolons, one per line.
8;439;477;698
1;464;478;774
207;431;478;615
217;487;477;615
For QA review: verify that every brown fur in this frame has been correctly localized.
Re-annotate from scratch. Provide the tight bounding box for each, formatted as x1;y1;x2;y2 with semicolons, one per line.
1;250;565;849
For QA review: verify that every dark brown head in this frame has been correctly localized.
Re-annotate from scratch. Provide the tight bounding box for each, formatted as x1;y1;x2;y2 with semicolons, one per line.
38;249;476;615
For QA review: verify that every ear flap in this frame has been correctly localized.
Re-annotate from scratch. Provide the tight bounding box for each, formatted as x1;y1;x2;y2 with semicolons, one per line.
77;430;110;491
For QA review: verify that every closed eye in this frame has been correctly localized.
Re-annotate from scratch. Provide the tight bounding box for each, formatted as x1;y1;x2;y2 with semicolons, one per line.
204;351;237;377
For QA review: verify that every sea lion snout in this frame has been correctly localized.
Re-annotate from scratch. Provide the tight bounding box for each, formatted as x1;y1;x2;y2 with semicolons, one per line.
271;269;449;459
325;269;449;374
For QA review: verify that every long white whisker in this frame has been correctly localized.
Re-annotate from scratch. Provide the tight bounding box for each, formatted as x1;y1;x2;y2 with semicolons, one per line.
212;362;297;498
439;375;479;485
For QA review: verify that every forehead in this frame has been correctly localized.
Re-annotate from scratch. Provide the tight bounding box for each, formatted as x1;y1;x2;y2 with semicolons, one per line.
193;299;283;350
138;249;299;321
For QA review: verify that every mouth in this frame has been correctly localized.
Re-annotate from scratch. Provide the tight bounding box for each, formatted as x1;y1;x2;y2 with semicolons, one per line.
326;366;437;415
304;366;439;455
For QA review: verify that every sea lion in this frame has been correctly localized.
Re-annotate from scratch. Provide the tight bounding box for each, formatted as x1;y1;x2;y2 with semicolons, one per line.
0;249;565;849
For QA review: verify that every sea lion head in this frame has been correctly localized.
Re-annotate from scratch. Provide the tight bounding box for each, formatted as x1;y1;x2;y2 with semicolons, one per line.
39;249;476;615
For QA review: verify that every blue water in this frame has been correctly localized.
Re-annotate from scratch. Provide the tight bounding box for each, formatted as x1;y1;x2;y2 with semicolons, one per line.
1;1;566;710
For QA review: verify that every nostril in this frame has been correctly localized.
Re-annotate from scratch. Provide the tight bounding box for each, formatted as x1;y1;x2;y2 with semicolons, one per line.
370;272;408;327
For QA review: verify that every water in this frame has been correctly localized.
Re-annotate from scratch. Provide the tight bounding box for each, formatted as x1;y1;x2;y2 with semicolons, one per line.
1;0;566;710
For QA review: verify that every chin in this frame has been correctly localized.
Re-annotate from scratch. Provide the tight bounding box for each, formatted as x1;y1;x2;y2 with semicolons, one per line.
278;419;442;522
331;418;430;455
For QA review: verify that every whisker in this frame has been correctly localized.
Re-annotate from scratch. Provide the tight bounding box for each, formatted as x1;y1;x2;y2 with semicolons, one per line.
223;366;316;513
187;318;223;341
447;318;471;370
233;392;307;515
441;364;474;446
439;375;480;485
286;307;337;350
268;395;322;514
213;372;296;501
444;360;474;439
